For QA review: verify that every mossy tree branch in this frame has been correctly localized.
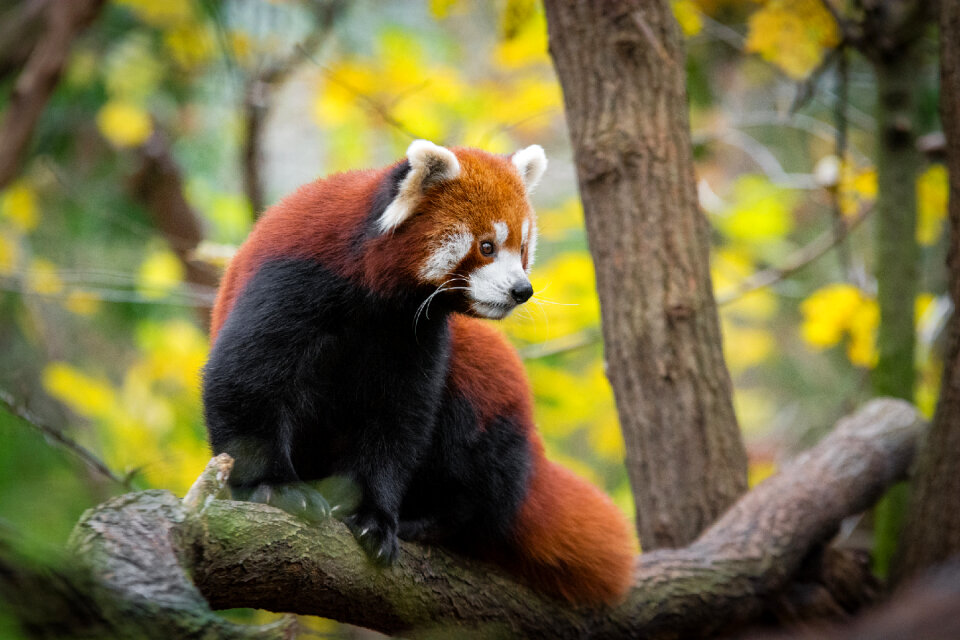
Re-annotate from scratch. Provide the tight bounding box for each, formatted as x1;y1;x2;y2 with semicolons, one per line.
59;399;922;639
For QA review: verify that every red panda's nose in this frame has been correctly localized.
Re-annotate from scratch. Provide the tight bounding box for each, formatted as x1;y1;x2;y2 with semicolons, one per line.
510;281;534;304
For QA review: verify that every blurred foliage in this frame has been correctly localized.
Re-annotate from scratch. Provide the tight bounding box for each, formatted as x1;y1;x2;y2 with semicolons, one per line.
0;0;947;634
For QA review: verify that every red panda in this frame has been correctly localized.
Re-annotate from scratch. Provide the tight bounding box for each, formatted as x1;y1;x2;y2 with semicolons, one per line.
203;140;636;606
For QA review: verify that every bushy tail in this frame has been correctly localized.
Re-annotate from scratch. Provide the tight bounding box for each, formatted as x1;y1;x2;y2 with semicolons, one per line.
507;452;636;607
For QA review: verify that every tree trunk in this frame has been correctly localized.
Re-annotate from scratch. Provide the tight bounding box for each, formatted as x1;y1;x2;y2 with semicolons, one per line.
871;48;920;403
893;0;960;583
846;0;931;578
543;0;747;549
868;44;922;579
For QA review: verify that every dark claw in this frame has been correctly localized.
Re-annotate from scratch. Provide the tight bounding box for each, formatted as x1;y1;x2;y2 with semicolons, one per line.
345;512;399;567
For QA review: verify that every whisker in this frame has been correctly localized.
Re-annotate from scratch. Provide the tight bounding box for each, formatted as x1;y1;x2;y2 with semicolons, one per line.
415;279;457;334
531;295;578;307
530;298;549;338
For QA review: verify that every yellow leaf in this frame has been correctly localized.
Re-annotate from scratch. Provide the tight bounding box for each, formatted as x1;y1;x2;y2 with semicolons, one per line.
429;0;460;19
97;100;153;148
504;252;600;343
313;62;378;128
66;49;97;88
712;248;779;321
500;0;538;37
915;292;935;325
229;30;252;61
0;233;18;276
722;321;774;373
137;250;184;299
745;0;840;79
717;174;796;242
64;289;101;316
673;0;704;36
494;4;549;69
26;259;63;295
1;181;39;232
734;387;777;437
915;355;941;420
164;23;215;70
748;459;776;487
114;0;195;27
800;283;865;348
42;363;116;421
800;283;878;367
846;298;879;367
917;164;948;246
537;198;584;241
104;34;164;101
136;319;208;390
839;166;877;217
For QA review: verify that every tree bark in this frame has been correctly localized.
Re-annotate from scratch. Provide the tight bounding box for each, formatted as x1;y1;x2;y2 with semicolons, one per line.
57;399;920;640
543;0;747;550
893;0;960;584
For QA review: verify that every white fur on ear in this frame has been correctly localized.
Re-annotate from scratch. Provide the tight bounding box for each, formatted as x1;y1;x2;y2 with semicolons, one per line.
511;144;547;193
377;140;461;234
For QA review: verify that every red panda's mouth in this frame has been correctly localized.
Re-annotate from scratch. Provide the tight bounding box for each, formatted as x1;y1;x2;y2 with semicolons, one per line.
470;300;516;319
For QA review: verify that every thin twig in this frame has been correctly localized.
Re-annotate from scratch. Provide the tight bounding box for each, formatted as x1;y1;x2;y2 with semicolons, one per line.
817;0;863;45
299;45;428;141
717;203;872;305
790;46;842;114
831;45;855;282
520;205;873;360
0;389;129;488
518;326;602;360
695;129;819;189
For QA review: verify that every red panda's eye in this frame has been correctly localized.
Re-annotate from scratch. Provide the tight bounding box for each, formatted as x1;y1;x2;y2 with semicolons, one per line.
480;241;495;256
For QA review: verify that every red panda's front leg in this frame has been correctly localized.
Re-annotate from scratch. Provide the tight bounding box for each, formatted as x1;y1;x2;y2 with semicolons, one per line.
334;360;450;566
340;451;408;565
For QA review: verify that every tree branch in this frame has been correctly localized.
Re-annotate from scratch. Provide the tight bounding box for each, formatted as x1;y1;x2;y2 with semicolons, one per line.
521;205;873;360
67;399;923;639
0;0;104;190
716;203;873;306
0;388;130;488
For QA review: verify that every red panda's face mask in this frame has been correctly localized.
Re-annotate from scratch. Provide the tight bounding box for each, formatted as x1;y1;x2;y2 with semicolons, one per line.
376;141;547;320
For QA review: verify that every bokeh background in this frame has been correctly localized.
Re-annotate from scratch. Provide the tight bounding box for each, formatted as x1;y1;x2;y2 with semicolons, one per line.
0;0;945;634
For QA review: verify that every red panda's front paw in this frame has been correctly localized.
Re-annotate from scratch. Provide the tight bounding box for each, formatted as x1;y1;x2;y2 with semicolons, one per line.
344;511;399;567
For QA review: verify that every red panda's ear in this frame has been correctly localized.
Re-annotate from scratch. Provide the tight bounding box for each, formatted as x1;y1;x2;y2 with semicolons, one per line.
378;140;460;234
511;145;547;193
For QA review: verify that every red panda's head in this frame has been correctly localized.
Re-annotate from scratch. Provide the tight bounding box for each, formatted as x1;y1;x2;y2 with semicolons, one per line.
372;140;547;320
